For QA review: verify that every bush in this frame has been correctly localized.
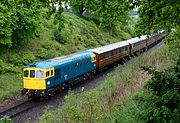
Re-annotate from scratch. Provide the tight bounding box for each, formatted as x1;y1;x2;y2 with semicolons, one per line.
135;58;180;123
0;116;13;123
9;52;35;66
52;26;66;44
0;59;19;74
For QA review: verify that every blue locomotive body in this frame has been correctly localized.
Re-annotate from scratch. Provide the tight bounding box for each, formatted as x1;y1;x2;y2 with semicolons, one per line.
45;51;96;89
23;51;96;93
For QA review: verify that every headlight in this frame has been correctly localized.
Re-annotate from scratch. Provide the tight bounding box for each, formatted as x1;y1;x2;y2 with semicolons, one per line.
47;81;51;85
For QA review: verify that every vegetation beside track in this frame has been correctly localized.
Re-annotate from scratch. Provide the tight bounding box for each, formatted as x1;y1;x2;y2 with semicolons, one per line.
99;30;180;123
39;30;179;123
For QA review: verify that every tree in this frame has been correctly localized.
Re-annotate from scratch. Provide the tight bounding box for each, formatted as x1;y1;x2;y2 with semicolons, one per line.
95;0;130;35
0;0;64;47
0;0;41;47
66;0;93;17
133;0;180;34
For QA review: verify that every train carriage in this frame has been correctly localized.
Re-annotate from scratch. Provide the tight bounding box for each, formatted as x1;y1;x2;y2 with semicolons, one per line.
127;35;148;55
147;35;159;47
146;31;167;47
157;30;168;42
88;41;130;69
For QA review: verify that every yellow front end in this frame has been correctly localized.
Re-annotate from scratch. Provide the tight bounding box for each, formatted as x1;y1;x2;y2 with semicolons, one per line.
24;78;46;90
23;68;46;90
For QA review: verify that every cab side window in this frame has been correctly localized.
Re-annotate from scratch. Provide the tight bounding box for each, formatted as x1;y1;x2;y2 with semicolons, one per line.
30;70;35;78
46;71;50;77
51;70;53;76
24;70;29;77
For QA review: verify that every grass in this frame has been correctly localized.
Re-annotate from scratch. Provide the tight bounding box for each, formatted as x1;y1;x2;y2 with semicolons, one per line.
0;73;22;100
0;12;132;101
39;40;171;123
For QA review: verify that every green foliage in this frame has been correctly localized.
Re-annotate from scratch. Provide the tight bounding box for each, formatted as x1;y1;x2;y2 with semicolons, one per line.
0;59;19;74
0;0;65;47
66;0;131;35
9;52;35;66
57;12;126;48
164;28;180;61
67;0;92;17
0;73;22;100
134;0;180;34
39;91;105;123
0;0;42;47
95;0;130;35
53;7;65;32
0;116;13;123
52;26;66;43
134;59;180;123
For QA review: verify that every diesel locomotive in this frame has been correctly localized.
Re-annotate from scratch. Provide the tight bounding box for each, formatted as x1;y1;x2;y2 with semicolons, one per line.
22;31;167;98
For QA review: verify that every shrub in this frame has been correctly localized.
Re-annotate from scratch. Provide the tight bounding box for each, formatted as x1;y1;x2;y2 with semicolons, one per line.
52;26;66;44
0;59;19;74
22;52;36;65
0;116;13;123
9;52;35;66
135;58;180;123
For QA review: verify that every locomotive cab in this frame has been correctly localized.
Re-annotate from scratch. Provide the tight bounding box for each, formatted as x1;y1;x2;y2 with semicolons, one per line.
23;68;46;90
23;68;54;90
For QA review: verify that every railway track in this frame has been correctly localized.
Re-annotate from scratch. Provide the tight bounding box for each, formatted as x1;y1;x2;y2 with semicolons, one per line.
0;99;40;118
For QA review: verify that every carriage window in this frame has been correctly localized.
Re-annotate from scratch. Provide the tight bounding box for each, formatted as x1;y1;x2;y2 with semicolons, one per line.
118;48;121;53
100;55;103;60
24;70;29;77
36;70;44;78
46;71;50;77
30;70;35;78
122;47;124;51
80;62;82;66
111;51;114;56
124;47;128;51
105;52;110;58
51;70;53;76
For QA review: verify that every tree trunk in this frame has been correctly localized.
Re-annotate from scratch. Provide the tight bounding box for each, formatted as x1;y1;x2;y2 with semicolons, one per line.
79;7;86;17
79;11;84;17
109;23;113;36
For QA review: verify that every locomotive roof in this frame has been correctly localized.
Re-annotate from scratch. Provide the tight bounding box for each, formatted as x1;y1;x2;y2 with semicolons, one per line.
88;41;129;54
27;51;93;69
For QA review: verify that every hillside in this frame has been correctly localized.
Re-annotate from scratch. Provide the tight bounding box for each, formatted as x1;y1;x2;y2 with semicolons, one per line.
0;12;132;100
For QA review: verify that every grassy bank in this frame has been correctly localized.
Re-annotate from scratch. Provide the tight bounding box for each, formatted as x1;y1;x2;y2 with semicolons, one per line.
39;35;171;123
0;12;132;100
